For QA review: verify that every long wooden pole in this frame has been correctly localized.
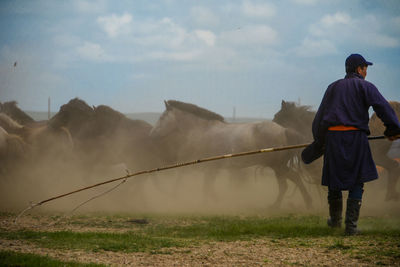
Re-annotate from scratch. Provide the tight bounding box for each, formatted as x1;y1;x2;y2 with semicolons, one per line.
17;135;386;217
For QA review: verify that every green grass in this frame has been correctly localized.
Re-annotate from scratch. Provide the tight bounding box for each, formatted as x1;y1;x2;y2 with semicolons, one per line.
0;250;105;267
0;230;184;253
1;214;400;263
147;215;334;240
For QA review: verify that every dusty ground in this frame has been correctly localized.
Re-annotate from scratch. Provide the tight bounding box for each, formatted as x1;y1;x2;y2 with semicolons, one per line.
1;214;398;266
0;237;371;266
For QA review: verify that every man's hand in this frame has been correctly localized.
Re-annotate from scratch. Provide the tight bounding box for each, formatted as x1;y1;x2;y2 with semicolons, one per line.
387;134;400;141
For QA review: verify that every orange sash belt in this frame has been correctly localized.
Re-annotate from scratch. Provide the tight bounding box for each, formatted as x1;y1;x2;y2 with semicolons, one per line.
328;125;359;131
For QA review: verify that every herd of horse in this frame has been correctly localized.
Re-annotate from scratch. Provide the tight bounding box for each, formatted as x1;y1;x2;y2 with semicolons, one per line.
0;98;399;209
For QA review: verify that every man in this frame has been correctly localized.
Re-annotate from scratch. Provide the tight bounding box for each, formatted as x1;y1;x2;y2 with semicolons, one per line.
302;53;400;235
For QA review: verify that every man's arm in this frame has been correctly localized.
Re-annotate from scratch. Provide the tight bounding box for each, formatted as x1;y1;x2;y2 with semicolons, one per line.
365;84;400;139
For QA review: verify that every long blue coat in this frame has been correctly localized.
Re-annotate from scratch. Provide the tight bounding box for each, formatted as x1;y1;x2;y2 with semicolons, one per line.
311;73;400;190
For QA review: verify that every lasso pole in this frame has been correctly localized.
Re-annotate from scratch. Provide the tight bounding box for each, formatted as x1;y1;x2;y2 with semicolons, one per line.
16;135;386;219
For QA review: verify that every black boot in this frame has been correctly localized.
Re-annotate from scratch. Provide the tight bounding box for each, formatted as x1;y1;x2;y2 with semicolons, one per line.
345;198;362;235
327;197;342;228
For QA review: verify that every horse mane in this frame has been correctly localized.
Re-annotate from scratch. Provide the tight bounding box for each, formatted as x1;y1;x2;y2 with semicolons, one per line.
284;101;313;113
167;100;225;122
2;100;18;107
1;101;34;124
64;98;94;113
274;101;315;125
95;105;125;120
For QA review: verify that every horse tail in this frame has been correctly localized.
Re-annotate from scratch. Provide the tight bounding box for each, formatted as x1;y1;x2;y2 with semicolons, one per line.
284;128;317;184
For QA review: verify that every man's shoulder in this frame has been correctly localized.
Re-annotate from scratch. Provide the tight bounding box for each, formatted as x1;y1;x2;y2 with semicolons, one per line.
328;78;344;87
329;76;377;89
363;79;377;88
355;78;378;90
326;78;346;90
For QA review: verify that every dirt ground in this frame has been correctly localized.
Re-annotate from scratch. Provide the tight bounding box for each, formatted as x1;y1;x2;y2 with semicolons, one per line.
0;237;371;266
1;214;398;266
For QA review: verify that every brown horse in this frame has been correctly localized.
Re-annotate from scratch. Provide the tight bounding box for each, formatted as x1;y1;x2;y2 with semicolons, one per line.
49;98;159;173
0;112;73;161
150;100;313;209
0;113;24;135
0;126;28;176
273;101;322;185
273;100;400;201
0;101;34;125
48;98;164;208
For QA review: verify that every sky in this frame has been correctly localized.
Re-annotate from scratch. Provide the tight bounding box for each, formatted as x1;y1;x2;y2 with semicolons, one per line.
0;0;399;118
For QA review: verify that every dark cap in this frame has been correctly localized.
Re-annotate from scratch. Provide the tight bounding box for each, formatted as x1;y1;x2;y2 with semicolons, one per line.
345;54;373;70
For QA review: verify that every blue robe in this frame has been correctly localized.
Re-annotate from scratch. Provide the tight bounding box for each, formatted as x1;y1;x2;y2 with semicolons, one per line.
308;73;400;190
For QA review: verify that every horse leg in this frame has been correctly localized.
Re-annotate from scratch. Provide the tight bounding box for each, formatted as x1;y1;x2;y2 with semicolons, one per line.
376;157;400;201
285;168;313;209
385;163;400;201
270;168;288;209
202;167;219;203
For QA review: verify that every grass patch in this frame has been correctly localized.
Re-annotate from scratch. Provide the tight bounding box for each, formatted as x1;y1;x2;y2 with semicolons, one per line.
327;239;352;250
1;213;400;263
0;230;184;253
147;215;336;240
0;250;105;267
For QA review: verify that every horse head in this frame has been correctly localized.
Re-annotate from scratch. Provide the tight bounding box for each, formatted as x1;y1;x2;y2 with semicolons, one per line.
273;100;314;139
151;100;224;139
49;98;95;135
1;101;34;125
150;102;178;138
273;100;298;127
0;113;23;135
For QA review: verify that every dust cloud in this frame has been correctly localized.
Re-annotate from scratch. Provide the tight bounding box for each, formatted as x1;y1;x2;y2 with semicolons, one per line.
1;99;399;219
1;147;399;218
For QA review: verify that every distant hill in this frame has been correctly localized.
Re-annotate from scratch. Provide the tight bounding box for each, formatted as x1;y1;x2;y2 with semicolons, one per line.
25;111;270;126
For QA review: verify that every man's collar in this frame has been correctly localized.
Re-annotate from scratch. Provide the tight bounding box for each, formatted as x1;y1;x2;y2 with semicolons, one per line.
345;72;365;80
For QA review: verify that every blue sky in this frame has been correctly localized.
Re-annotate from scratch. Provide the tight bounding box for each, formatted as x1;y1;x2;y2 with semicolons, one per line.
1;0;399;118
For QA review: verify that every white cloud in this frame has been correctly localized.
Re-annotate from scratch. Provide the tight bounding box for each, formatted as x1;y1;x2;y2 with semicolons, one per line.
308;12;399;48
310;12;351;36
97;13;132;38
320;12;351;27
293;38;337;57
194;30;216;46
363;33;399;48
221;25;278;46
191;6;219;27
74;0;107;13
76;42;111;61
242;1;276;18
129;18;188;49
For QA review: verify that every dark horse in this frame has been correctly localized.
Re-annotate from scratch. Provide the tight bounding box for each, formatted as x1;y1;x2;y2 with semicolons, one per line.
49;98;160;172
150;100;313;208
273;100;400;201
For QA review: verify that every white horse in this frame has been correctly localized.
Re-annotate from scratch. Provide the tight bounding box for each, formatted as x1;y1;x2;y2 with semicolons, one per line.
150;100;313;208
